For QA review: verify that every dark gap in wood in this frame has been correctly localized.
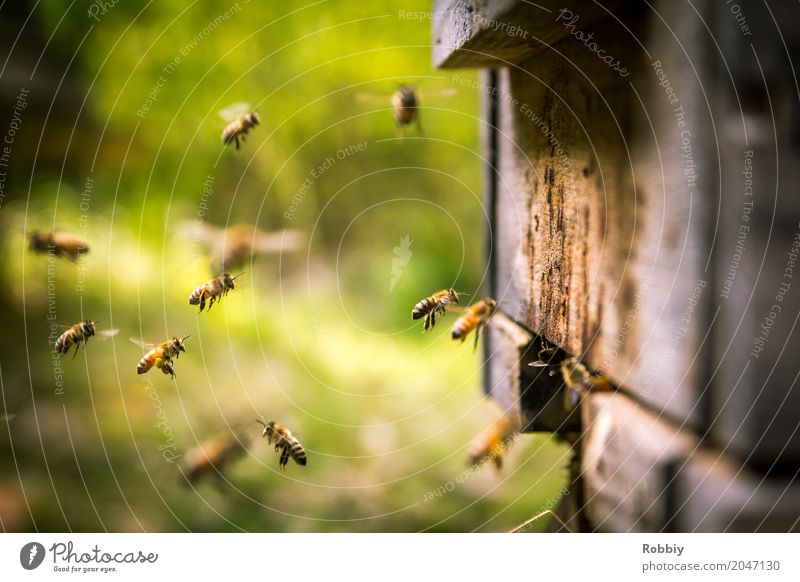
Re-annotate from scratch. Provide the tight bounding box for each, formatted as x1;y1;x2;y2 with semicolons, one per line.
660;459;682;533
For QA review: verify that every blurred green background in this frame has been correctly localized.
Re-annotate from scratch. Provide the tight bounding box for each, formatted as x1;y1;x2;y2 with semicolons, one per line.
0;0;568;532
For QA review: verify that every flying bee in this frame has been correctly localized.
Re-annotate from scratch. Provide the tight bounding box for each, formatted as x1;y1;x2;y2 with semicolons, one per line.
188;272;244;313
468;414;519;471
529;345;612;410
451;297;497;350
54;319;119;358
179;222;304;272
411;288;460;332
28;230;89;263
181;429;251;485
131;335;190;380
219;102;260;150
256;419;307;470
357;84;455;137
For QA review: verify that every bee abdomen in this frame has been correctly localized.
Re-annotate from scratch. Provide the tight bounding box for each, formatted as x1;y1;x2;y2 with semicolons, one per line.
188;288;202;305
411;298;433;320
290;441;307;465
451;315;475;340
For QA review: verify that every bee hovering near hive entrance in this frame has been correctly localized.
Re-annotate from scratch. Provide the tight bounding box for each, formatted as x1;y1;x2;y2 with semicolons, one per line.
188;272;244;313
411;288;461;332
468;413;520;471
530;344;613;410
256;419;307;470
451;297;497;350
54;319;118;358
131;335;189;380
219;102;260;150
28;230;89;263
357;84;455;137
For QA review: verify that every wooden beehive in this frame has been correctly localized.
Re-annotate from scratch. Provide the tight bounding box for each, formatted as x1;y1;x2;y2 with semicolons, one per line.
434;0;800;531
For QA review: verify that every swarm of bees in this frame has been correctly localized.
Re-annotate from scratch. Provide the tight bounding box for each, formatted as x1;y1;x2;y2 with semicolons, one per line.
55;319;118;358
28;230;89;263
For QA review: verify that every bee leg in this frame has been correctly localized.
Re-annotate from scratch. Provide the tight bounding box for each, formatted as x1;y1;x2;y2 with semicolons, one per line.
279;447;290;470
199;291;208;312
208;295;216;311
473;324;482;352
429;310;436;330
234;136;240;150
72;341;81;359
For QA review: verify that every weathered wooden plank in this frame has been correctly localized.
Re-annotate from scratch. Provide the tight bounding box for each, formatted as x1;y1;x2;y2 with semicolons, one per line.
483;0;716;427
433;0;626;69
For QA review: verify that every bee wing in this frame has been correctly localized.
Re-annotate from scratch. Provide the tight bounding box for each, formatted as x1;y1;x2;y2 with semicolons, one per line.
355;91;390;105
251;228;305;254
218;101;252;122
96;328;120;340
418;87;457;100
529;360;552;368
129;337;158;349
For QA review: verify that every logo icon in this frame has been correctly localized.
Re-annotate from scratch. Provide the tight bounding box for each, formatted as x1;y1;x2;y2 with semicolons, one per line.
20;542;46;570
390;235;413;292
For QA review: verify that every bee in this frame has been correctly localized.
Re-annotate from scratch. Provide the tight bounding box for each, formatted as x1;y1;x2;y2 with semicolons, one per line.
468;414;519;470
391;84;421;135
28;230;89;263
411;288;460;331
181;429;250;485
256;419;307;470
529;345;612;410
131;335;190;379
219;102;260;150
54;319;119;358
451;297;497;350
188;272;244;313
180;222;304;272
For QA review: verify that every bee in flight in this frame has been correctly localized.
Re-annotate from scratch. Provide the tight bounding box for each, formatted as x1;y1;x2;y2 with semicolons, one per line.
530;344;612;410
188;272;244;313
468;414;520;471
28;230;89;263
179;222;305;272
451;297;497;350
181;428;251;485
131;335;190;380
219;102;260;150
411;288;460;332
54;319;119;358
256;419;307;470
391;84;421;136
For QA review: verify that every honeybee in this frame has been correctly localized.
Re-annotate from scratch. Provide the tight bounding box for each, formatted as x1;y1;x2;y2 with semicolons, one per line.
180;222;304;272
188;272;244;312
28;230;89;262
54;319;118;358
451;297;497;350
391;84;421;135
411;288;460;331
256;419;307;470
468;414;519;470
219;102;260;150
131;335;190;379
181;429;250;485
529;345;612;410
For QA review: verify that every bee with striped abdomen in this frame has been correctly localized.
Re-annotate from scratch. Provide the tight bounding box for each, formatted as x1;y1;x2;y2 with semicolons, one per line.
391;84;420;136
468;414;519;471
131;335;190;380
451;297;497;350
411;288;460;332
256;419;307;470
188;272;243;313
55;319;118;358
219;102;260;150
28;230;89;263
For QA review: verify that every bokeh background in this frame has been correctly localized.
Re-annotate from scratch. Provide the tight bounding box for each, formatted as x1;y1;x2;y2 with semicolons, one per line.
0;0;569;532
